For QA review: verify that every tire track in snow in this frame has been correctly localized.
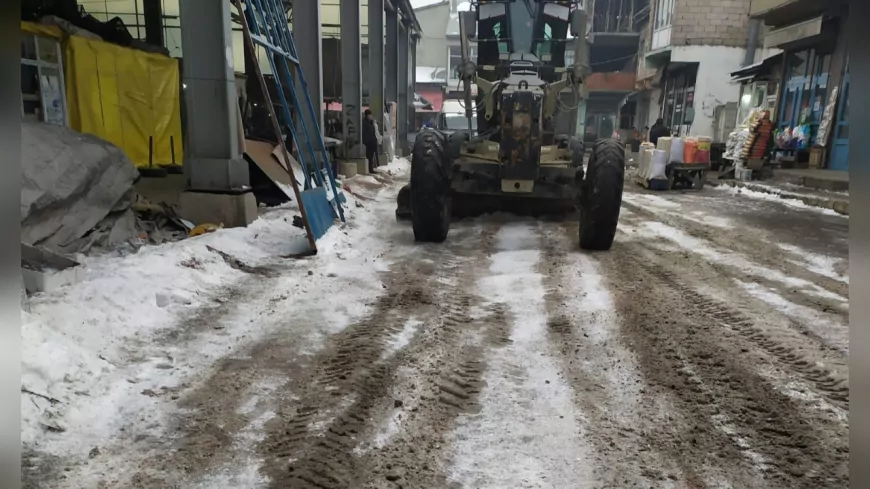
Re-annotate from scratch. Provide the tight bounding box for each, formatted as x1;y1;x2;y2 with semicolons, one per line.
446;222;596;488
537;222;688;488
620;195;848;309
616;217;849;409
601;246;848;488
350;223;506;488
616;211;849;352
255;225;495;488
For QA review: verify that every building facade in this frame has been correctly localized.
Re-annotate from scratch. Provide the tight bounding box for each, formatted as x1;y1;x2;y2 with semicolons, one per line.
636;0;761;142
751;0;850;171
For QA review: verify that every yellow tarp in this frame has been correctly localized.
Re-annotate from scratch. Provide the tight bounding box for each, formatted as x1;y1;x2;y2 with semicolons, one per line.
21;21;184;168
21;21;62;39
64;36;184;168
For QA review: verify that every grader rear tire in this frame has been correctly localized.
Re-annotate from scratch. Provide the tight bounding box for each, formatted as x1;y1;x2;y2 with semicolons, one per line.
579;139;625;251
410;131;451;242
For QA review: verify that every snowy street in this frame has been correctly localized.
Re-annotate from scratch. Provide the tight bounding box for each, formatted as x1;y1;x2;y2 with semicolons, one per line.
22;159;848;489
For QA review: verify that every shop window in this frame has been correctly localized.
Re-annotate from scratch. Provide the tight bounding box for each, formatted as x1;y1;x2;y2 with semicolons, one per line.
20;33;67;126
619;101;636;130
779;48;832;143
659;65;697;134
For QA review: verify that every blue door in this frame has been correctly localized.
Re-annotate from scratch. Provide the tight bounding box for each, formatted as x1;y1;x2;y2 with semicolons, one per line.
829;72;849;171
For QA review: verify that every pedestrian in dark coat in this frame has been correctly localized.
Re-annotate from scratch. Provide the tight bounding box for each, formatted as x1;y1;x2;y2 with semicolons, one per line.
649;118;670;146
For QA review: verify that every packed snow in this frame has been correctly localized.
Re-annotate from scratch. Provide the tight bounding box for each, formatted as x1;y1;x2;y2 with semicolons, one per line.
448;223;595;488
21;160;410;456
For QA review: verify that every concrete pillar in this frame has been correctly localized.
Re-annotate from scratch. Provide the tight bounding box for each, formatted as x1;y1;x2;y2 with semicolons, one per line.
385;8;399;110
397;24;409;155
340;0;364;160
143;0;164;48
179;0;255;227
409;36;417;147
368;0;385;128
293;0;324;137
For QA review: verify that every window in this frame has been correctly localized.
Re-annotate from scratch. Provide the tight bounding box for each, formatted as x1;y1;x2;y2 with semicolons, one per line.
564;49;575;66
21;33;67;126
535;24;553;59
654;0;673;30
779;48;833;143
449;45;478;81
620;101;636;130
660;64;698;135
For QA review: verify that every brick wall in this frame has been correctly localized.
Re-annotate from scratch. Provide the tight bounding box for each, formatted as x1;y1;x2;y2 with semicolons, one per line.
670;0;752;48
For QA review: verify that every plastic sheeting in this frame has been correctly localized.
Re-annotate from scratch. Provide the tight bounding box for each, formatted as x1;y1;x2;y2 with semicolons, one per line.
21;122;139;253
64;35;184;168
21;21;62;39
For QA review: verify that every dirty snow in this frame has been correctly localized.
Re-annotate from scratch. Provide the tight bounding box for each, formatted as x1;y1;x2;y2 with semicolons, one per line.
735;280;848;353
715;185;844;217
448;223;594;488
21;175;398;456
777;243;849;283
622;192;681;210
624;221;848;304
381;318;422;360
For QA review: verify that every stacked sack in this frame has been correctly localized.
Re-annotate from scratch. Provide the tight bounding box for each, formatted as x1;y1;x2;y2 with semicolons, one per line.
669;137;685;164
650;149;668;179
636;142;656;180
724;108;765;166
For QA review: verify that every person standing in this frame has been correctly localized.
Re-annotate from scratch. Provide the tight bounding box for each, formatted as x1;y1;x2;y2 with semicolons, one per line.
363;109;380;172
649;118;670;146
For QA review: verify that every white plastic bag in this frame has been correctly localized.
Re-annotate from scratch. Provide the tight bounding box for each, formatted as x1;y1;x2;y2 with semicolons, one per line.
669;137;685;164
650;149;668;179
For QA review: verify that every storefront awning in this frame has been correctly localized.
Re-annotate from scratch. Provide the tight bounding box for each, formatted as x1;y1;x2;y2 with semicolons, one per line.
730;52;783;83
763;15;823;49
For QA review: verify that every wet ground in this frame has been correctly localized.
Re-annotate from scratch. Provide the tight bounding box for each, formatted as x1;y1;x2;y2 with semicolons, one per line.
25;169;849;488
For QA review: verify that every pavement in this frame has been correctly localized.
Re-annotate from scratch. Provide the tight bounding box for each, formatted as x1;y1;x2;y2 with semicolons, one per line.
773;168;849;192
713;178;849;216
23;162;849;489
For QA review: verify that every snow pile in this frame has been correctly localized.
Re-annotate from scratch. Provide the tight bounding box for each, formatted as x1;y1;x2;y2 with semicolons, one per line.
21;187;387;446
716;185;844;217
377;156;411;179
777;243;849;284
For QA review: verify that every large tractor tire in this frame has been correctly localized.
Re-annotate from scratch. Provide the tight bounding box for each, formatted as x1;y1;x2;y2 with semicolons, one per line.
410;130;451;242
579;139;625;251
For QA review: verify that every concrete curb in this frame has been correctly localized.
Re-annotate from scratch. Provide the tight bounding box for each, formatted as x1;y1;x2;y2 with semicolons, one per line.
719;180;849;216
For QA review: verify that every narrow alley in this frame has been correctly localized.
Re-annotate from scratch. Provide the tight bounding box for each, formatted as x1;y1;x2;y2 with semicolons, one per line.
23;161;849;489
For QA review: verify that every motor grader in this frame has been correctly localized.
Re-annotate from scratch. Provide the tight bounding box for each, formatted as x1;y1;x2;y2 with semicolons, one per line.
396;0;625;250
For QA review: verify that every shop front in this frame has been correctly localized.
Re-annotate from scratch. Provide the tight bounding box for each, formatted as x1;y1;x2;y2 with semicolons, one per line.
730;53;782;127
658;63;698;138
760;4;850;170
